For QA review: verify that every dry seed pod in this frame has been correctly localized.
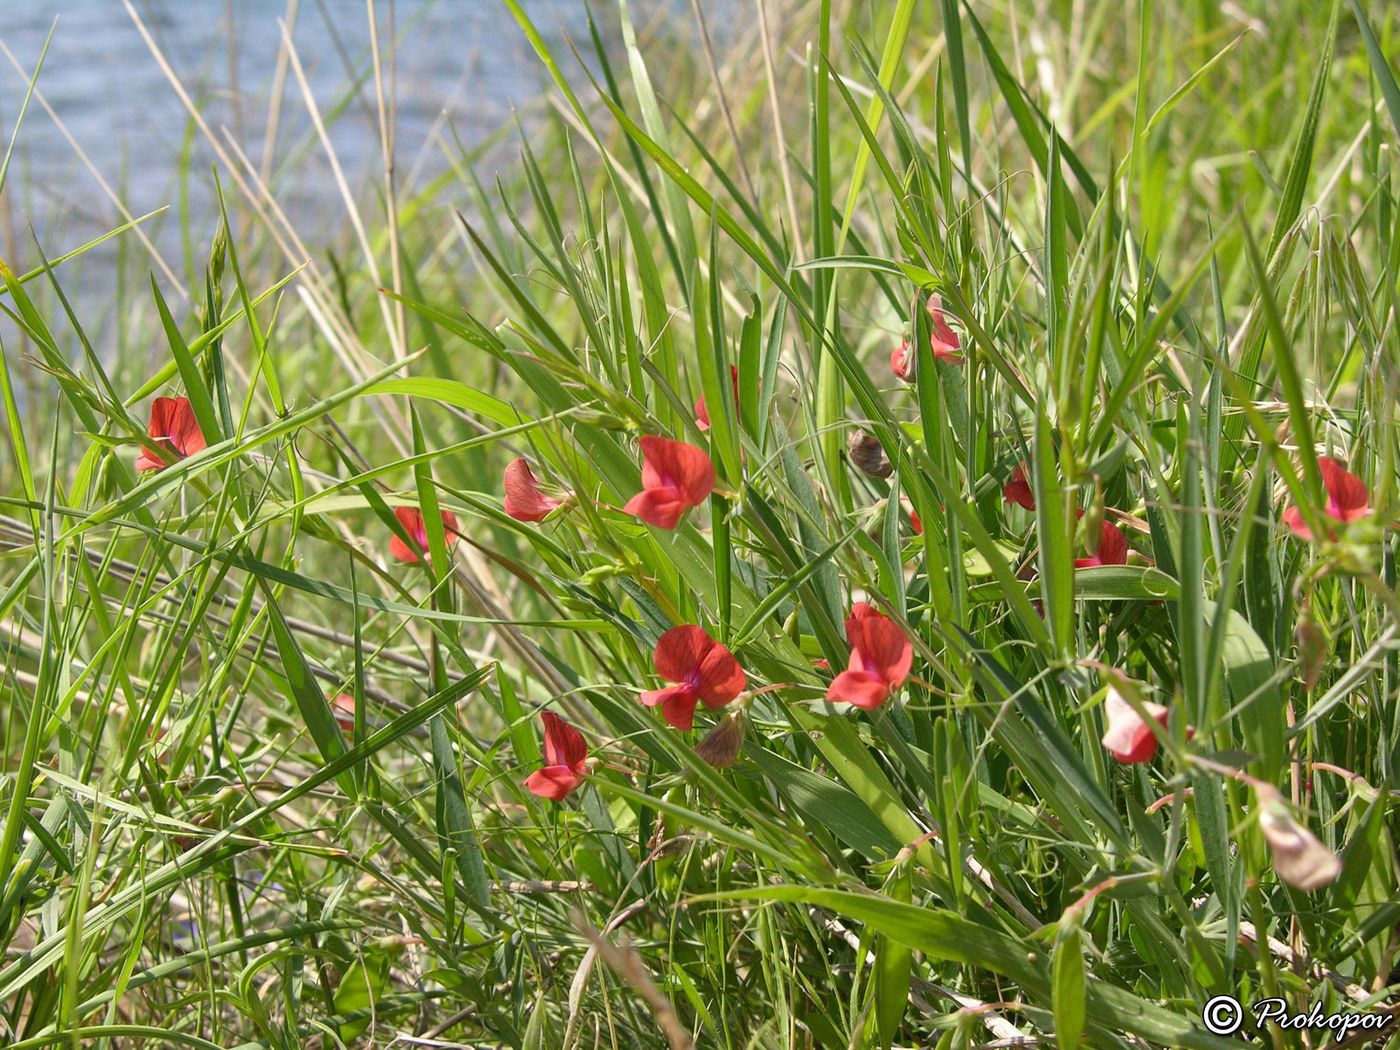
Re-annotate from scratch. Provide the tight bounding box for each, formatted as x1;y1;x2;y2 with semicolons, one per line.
848;432;892;478
694;712;745;768
1257;787;1342;892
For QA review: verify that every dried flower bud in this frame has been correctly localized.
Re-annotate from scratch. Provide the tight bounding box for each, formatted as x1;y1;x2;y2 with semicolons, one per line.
1257;788;1341;892
694;712;745;768
1296;614;1327;692
848;432;892;478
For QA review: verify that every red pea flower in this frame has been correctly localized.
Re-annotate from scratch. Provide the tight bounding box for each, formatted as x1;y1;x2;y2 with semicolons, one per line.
695;365;740;431
1003;462;1035;510
1075;520;1128;568
503;457;563;523
641;625;746;731
623;435;715;530
389;505;460;564
1100;687;1170;764
524;711;588;801
331;693;357;734
927;296;963;363
891;295;964;382
136;396;207;472
1282;455;1369;541
827;604;913;709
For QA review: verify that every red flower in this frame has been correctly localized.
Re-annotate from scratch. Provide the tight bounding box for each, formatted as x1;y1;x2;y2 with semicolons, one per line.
623;436;715;529
389;506;460;564
524;712;588;801
331;693;357;734
927;296;963;362
1075;520;1128;568
503;458;563;523
1100;688;1169;764
1003;462;1035;510
827;604;913;709
136;396;207;472
891;295;963;382
695;365;740;431
1283;455;1370;541
641;625;746;730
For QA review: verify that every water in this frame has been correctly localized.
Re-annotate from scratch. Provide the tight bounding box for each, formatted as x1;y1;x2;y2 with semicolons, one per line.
0;1;712;301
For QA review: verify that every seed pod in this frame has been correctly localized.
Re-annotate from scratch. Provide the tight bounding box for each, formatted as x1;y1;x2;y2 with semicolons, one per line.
694;711;745;768
848;431;892;478
1257;787;1342;892
1296;613;1327;692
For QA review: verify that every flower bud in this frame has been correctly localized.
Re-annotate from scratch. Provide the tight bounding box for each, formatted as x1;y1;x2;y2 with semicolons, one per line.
847;431;892;478
694;711;745;768
1296;613;1327;692
1257;788;1341;892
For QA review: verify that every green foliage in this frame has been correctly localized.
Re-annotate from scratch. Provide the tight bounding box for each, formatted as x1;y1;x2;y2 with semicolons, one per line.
0;0;1398;1047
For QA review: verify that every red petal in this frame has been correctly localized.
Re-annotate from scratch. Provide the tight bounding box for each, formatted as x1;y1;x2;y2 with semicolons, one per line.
135;446;168;473
927;298;963;362
504;458;562;523
653;625;713;682
393;507;426;556
1318;455;1369;519
661;690;701;730
390;506;457;561
139;396;205;471
693;366;739;432
847;614;913;688
695;641;746;706
165;397;207;458
1282;505;1313;541
389;535;421;563
1003;463;1035;510
524;765;584;801
910;508;923;535
849;603;880;621
331;694;357;733
890;340;913;381
827;669;891;708
639;435;715;507
1088;521;1128;566
1100;691;1169;764
540;711;588;771
641;684;700;730
623;487;688;529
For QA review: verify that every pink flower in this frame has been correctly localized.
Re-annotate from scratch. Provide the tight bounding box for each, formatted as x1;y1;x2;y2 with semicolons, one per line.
1075;520;1128;568
136;396;207;472
641;625;746;731
503;458;563;523
826;605;913;709
695;365;740;431
1100;687;1170;764
331;694;357;734
524;712;589;801
623;436;716;529
891;295;963;381
1282;455;1369;541
1003;462;1035;510
389;506;460;564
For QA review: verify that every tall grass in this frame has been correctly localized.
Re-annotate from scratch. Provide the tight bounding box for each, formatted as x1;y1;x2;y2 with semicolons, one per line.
1;0;1399;1046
